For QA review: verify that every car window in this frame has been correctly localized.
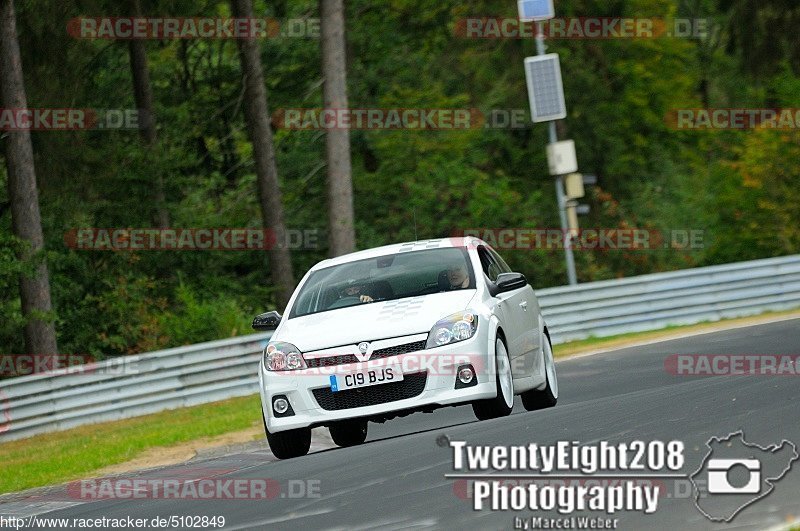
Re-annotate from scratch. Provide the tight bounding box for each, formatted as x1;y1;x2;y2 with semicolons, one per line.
487;246;512;274
477;246;503;282
289;247;475;318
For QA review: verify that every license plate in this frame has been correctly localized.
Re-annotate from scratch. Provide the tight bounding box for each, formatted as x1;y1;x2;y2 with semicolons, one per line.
330;365;404;392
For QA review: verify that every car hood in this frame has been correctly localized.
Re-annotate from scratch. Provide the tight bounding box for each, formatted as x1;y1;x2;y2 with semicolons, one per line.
276;290;477;352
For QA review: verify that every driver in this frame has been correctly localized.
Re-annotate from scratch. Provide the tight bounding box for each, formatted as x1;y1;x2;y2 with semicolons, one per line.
340;282;374;303
446;264;470;289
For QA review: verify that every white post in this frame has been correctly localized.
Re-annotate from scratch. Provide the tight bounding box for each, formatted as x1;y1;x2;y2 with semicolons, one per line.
536;21;577;286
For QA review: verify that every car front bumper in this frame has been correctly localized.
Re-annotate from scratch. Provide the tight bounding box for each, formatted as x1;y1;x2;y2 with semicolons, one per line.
260;328;496;433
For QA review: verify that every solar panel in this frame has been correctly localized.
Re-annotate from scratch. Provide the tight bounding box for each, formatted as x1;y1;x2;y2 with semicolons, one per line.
518;0;554;21
524;54;567;122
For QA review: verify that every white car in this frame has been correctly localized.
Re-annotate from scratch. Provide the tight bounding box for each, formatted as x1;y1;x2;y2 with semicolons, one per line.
252;237;558;459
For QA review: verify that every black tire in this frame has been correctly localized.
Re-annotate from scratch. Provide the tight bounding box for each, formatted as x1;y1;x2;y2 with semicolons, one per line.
263;414;311;459
472;337;514;420
329;418;368;447
521;335;558;411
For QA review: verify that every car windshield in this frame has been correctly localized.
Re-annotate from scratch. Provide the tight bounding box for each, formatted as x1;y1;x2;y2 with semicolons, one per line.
289;247;475;318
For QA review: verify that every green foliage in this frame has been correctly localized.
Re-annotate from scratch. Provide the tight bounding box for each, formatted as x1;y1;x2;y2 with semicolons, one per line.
1;0;798;356
158;280;251;346
0;232;27;354
705;128;800;263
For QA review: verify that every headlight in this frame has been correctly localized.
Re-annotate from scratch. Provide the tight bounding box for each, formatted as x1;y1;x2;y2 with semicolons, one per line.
426;311;478;348
263;341;306;371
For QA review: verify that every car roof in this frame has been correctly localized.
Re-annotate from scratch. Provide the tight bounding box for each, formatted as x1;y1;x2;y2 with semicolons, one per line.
311;237;483;271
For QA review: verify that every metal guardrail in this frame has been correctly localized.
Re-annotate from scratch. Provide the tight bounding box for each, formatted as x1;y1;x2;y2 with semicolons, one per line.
2;254;799;442
0;333;272;442
538;254;800;344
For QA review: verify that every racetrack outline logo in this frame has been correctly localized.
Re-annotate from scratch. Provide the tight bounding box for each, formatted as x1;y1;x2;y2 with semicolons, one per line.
689;431;798;522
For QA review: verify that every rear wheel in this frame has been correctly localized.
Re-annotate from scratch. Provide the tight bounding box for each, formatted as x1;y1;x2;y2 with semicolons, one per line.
521;334;558;411
329;418;368;447
263;414;311;459
473;337;514;420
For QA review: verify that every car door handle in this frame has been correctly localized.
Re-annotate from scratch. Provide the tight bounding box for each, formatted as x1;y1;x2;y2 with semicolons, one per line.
519;301;528;311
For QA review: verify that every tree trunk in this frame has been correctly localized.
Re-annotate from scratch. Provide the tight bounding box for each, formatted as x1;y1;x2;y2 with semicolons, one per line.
320;0;356;256
0;0;58;355
128;0;169;228
231;0;295;308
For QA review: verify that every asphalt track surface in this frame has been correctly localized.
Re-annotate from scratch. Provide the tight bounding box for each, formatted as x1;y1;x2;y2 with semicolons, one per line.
4;319;799;530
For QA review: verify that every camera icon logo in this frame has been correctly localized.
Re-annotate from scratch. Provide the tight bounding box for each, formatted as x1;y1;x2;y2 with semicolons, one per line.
706;458;761;494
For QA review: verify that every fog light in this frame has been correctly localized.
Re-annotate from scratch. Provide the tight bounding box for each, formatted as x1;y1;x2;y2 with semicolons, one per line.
273;397;289;414
455;364;478;389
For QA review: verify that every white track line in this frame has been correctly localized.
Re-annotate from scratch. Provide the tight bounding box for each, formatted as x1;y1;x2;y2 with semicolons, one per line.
556;314;800;363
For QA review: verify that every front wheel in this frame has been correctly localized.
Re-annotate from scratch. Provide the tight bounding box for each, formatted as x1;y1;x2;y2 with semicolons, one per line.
329;418;368;447
521;334;558;411
263;414;311;459
473;337;514;420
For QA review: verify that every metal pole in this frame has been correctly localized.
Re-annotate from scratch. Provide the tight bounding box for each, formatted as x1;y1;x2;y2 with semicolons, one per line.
536;22;577;286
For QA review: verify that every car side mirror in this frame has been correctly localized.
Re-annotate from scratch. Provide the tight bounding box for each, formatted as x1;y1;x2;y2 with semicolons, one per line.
252;311;282;331
495;272;527;294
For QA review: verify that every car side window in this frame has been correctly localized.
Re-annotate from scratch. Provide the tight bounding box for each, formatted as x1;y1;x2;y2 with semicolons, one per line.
477;246;502;282
487;247;512;274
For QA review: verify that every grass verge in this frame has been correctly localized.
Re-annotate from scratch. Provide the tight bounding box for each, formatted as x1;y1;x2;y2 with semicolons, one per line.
2;309;799;494
0;394;262;494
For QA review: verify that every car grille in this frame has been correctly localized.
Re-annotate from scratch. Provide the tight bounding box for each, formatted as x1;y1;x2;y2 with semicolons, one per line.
304;339;427;367
312;372;427;411
305;354;359;368
369;340;427;360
